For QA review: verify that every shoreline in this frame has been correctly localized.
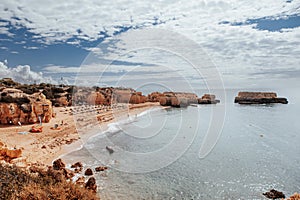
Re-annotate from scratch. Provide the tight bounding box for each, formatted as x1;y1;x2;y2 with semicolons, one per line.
0;102;161;168
52;103;165;165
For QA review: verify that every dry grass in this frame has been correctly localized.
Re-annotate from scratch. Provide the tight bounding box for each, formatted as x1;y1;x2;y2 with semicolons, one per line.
0;164;99;200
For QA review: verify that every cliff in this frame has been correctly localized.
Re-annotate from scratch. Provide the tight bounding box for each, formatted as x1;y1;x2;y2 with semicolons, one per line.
234;92;288;104
0;88;53;124
159;92;198;107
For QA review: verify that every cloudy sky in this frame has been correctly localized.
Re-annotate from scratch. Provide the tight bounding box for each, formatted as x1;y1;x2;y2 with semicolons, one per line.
0;0;299;90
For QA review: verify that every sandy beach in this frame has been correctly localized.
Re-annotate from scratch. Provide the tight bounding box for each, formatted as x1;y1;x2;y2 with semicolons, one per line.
0;102;160;168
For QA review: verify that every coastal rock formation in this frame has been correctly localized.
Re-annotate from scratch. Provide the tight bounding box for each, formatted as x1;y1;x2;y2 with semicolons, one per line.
234;92;288;104
53;158;66;170
84;168;93;176
76;176;85;185
95;166;108;172
85;177;97;192
159;92;198;107
147;92;165;102
87;91;106;105
263;189;285;199
0;146;22;162
129;92;147;104
0;88;53;124
198;94;220;104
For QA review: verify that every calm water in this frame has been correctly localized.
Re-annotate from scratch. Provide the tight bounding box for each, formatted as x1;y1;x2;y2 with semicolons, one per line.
63;89;300;199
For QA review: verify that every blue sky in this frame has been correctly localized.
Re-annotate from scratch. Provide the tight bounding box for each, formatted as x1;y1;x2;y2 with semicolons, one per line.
0;0;299;89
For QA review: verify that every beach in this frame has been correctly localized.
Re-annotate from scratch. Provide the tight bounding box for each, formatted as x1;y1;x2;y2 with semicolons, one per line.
0;102;160;168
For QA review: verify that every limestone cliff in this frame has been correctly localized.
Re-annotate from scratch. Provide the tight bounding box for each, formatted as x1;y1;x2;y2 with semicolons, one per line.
234;92;288;104
0;88;53;124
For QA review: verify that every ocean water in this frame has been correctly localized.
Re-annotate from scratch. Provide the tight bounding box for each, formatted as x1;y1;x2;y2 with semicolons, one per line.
63;89;300;200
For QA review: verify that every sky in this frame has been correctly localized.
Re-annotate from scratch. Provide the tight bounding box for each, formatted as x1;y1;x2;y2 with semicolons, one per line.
0;0;299;90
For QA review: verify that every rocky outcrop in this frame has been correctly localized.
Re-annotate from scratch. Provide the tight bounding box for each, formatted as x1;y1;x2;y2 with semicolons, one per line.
84;168;93;176
0;88;53;124
263;189;285;199
198;94;220;104
147;92;165;102
159;92;198;107
234;92;288;104
0;146;22;162
85;177;97;192
95;166;108;172
53;158;66;170
129;92;147;104
75;176;85;185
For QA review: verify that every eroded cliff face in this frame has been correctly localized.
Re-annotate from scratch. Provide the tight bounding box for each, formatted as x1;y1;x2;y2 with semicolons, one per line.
0;88;53;124
159;92;198;107
234;92;288;104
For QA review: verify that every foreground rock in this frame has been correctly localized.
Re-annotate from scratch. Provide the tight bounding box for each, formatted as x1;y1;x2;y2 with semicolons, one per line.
235;92;288;104
0;146;22;163
84;168;93;176
85;177;97;192
53;158;66;170
263;189;285;199
198;94;220;104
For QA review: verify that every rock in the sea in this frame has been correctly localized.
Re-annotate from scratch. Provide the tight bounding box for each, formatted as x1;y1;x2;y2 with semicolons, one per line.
106;146;114;154
263;189;285;199
84;168;93;176
95;166;108;172
85;177;97;192
234;92;288;104
53;158;66;170
198;94;220;104
71;161;83;168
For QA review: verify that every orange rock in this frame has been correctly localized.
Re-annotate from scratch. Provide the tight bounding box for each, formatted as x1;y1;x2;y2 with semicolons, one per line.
5;148;22;159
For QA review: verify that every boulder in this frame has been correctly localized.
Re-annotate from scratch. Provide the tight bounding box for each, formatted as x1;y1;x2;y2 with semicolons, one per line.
84;168;93;176
62;168;75;179
75;176;85;185
198;94;220;104
71;161;83;168
263;189;285;199
53;158;66;170
85;177;97;192
234;92;288;104
95;166;108;172
0;147;22;162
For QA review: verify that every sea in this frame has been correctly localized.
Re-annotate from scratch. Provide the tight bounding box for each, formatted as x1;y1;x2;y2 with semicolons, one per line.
62;88;300;200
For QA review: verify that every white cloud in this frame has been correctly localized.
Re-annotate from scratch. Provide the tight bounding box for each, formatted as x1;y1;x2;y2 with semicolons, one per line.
0;61;55;84
1;0;300;88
